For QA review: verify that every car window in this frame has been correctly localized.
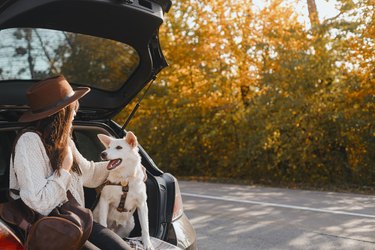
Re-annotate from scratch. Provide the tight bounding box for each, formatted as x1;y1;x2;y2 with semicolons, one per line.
0;28;140;91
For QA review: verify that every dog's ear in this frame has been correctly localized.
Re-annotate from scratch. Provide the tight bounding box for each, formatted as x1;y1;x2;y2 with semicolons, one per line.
97;134;111;147
124;131;137;148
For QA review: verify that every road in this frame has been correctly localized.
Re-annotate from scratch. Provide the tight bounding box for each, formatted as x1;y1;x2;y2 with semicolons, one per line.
178;181;375;250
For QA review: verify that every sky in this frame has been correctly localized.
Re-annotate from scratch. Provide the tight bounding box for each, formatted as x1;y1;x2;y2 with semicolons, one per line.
297;0;340;23
312;0;340;19
253;0;340;26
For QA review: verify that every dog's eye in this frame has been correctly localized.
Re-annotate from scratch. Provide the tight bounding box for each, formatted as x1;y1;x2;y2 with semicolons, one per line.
116;146;123;150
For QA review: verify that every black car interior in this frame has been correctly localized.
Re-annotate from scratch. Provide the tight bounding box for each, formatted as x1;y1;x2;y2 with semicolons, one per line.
0;130;15;203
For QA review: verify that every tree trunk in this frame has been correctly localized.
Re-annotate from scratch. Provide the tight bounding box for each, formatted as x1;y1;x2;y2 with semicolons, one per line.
306;0;320;27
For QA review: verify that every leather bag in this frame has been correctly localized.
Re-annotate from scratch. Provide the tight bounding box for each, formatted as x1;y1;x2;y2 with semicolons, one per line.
0;191;93;250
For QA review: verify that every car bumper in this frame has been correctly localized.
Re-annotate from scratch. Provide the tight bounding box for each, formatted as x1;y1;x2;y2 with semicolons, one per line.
166;213;197;250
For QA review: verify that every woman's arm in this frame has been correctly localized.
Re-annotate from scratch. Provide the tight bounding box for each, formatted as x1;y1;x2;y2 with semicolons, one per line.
13;132;71;215
69;139;109;188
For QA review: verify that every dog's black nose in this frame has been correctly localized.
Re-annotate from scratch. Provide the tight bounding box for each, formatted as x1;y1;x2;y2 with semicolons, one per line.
100;151;107;160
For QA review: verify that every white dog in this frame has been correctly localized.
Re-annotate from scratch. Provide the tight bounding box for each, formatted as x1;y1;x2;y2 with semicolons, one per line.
93;131;153;250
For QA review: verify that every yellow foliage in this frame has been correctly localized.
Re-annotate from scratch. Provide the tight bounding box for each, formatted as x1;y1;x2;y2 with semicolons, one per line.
116;0;375;187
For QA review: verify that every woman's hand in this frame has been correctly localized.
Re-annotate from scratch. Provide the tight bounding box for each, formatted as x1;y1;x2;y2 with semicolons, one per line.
61;146;73;171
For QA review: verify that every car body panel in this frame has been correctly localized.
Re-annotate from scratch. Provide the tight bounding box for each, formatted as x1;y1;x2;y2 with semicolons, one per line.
168;214;197;250
0;220;23;250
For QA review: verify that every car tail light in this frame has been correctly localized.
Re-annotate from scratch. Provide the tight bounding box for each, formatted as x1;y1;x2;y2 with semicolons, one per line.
172;179;184;221
0;221;23;250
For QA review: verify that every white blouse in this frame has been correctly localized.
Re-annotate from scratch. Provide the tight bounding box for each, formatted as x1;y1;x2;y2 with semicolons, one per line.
9;132;109;215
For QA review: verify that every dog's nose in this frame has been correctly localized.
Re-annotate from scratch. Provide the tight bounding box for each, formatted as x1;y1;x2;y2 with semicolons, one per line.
100;151;107;160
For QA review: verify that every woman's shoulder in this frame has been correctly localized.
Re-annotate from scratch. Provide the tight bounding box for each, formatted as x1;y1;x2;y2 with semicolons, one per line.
17;131;43;144
13;131;45;159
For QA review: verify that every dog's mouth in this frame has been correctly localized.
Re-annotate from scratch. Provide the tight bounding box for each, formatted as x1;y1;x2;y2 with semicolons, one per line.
107;159;122;170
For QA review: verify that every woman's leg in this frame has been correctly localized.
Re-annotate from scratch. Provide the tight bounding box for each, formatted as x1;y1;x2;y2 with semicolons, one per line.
87;221;132;250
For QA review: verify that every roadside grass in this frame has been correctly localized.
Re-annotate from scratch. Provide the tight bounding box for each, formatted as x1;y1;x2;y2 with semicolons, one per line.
177;176;375;195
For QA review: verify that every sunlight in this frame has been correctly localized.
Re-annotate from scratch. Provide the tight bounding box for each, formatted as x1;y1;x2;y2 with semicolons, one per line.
252;0;340;27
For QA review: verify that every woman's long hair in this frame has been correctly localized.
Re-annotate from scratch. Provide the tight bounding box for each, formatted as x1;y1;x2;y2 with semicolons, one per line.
35;102;81;175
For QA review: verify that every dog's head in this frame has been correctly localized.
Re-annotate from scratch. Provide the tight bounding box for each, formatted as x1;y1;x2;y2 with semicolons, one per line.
97;131;138;171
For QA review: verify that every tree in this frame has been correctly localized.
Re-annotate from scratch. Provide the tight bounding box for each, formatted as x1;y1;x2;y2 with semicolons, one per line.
116;0;375;188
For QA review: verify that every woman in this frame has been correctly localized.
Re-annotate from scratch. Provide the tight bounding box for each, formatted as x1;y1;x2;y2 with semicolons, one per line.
9;75;132;250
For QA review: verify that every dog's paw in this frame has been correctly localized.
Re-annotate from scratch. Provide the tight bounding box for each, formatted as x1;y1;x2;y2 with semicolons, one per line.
143;239;154;250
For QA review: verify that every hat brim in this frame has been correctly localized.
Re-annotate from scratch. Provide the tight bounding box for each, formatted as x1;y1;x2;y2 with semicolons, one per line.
19;87;90;123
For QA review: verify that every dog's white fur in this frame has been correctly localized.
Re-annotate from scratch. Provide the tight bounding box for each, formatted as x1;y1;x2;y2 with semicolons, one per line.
93;132;153;250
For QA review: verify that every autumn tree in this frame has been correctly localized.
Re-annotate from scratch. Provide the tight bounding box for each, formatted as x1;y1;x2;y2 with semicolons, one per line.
116;0;375;188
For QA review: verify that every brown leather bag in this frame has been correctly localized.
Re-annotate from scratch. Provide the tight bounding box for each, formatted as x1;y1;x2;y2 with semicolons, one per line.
0;190;93;250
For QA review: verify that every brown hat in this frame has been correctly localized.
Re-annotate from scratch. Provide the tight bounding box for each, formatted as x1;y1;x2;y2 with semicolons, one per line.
19;75;90;123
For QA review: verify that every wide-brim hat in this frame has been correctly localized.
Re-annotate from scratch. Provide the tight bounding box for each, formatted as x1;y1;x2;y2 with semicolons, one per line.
19;75;90;123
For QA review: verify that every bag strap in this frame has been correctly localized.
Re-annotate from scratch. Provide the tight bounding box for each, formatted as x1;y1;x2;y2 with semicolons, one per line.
9;128;39;200
0;129;38;232
66;190;79;206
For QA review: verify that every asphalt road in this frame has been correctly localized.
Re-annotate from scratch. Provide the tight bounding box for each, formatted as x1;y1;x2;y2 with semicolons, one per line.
178;181;375;250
